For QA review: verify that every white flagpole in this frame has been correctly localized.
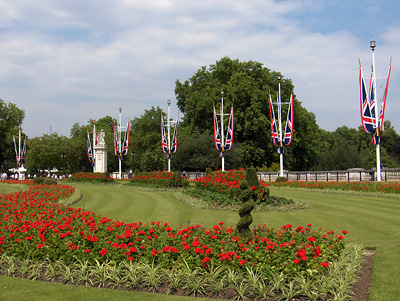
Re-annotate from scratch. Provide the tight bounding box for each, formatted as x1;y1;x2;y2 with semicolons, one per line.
93;121;96;173
221;90;225;171
18;126;21;179
277;76;284;177
371;40;381;181
167;100;171;172
119;107;122;179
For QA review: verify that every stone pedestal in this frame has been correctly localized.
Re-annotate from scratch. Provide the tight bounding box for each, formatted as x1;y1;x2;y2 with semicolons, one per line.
94;130;108;173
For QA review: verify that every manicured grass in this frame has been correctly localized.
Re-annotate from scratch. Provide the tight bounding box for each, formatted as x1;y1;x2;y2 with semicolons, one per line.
1;183;399;300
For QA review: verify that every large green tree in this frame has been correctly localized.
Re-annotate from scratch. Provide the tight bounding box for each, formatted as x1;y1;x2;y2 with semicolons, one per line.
131;107;166;171
175;57;321;170
0;99;25;171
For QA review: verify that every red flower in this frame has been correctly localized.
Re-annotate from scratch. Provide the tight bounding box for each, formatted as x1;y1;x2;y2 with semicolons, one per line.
293;259;300;264
99;248;108;256
320;262;329;268
84;248;91;253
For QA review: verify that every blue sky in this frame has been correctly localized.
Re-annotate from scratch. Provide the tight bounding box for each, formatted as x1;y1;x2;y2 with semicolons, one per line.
1;0;399;138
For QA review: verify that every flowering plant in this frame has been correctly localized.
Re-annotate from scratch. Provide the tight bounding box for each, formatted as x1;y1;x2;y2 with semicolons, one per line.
68;172;113;183
130;171;189;188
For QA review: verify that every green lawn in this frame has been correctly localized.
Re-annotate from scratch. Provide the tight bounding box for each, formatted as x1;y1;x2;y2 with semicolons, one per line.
1;183;399;300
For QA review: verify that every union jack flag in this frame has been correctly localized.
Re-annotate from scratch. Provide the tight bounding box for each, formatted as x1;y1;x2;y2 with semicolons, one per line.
121;121;130;156
113;121;120;157
87;131;94;164
161;115;169;154
359;58;391;145
213;106;222;152
170;115;179;154
225;107;234;151
20;136;27;164
269;94;279;147
283;94;294;146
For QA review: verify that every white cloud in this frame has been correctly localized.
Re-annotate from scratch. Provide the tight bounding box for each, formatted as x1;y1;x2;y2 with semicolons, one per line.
1;0;399;138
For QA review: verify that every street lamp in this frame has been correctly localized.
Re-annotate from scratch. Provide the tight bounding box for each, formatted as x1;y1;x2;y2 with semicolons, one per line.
370;39;376;51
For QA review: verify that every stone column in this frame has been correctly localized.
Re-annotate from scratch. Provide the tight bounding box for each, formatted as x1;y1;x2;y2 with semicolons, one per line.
94;130;108;173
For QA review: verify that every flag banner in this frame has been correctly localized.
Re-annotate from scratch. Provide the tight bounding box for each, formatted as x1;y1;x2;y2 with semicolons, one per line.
121;121;130;156
87;131;94;163
359;64;375;134
213;106;222;151
20;136;27;163
379;59;392;133
283;94;294;146
13;136;18;164
225;107;234;151
160;115;169;153
170;114;179;153
113;121;120;156
268;94;279;146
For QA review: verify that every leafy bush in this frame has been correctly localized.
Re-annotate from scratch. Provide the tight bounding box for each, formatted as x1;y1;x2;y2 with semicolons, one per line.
276;176;288;182
130;171;189;188
43;178;57;185
33;177;45;184
68;172;113;183
246;167;260;189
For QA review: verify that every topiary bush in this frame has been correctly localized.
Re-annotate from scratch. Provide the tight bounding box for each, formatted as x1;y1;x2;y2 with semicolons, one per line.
43;178;57;185
33;177;45;184
237;180;256;240
246;167;260;189
205;168;212;176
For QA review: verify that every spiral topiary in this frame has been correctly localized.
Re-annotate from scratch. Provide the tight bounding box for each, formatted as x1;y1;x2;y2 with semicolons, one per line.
237;180;256;240
246;167;260;189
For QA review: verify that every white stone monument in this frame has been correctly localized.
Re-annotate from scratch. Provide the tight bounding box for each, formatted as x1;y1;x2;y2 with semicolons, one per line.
94;130;108;173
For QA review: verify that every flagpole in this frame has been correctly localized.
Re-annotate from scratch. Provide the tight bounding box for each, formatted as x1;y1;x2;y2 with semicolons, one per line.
370;40;381;182
93;121;96;173
167;100;171;172
119;107;122;179
277;76;284;177
220;90;225;171
18;126;21;179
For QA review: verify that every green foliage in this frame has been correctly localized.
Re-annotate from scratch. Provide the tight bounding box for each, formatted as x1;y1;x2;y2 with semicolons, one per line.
130;171;189;188
205;168;212;176
33;177;45;184
0;99;25;168
245;167;260;189
276;177;288;182
43;178;57;185
131;107;165;171
68;172;113;183
237;180;256;240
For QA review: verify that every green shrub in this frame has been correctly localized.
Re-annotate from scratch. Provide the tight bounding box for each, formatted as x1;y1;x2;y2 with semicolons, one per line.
237;180;256;240
246;167;260;189
33;177;45;184
205;168;212;176
43;178;57;185
276;176;288;182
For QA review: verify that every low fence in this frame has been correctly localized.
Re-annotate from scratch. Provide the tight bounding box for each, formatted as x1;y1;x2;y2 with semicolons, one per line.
185;169;400;182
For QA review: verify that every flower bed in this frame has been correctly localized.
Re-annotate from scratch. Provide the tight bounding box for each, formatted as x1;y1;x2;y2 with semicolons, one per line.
267;180;400;194
0;179;34;185
0;183;362;299
68;172;113;183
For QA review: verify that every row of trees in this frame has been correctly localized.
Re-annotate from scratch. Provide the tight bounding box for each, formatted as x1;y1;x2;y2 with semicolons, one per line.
1;57;400;174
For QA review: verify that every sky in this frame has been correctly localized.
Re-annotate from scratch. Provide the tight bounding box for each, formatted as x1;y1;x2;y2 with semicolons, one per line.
1;0;399;138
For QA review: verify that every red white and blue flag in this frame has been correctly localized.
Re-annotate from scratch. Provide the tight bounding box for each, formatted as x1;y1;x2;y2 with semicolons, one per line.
113;120;120;157
213;106;222;152
359;58;391;145
121;121;130;156
225;107;234;151
87;131;94;164
284;94;294;146
161;114;179;158
161;115;169;154
170;115;179;154
269;94;279;147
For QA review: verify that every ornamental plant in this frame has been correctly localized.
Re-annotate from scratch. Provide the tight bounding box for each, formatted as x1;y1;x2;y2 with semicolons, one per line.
68;172;113;183
237;180;256;240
